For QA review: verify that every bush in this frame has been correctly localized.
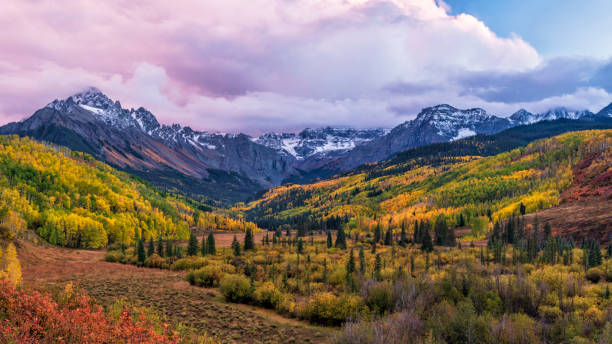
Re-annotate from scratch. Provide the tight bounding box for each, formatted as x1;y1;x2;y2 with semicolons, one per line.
145;254;166;269
103;250;124;263
253;282;282;309
365;282;393;315
586;267;603;283
187;264;233;287
298;292;366;326
170;257;207;271
219;274;252;303
0;281;179;343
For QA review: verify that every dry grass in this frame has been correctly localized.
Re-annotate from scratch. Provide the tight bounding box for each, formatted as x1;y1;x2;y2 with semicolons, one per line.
17;240;333;344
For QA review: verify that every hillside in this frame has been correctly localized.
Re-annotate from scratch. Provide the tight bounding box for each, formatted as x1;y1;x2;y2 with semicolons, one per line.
0;135;257;249
243;130;612;236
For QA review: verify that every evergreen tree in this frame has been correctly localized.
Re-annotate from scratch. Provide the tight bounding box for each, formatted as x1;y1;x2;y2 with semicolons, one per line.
187;231;198;256
458;213;465;227
232;235;241;256
297;238;304;254
137;239;146;266
165;240;173;257
200;235;207;256
207;232;216;255
519;202;526;216
335;227;347;249
244;228;255;251
359;247;365;275
346;249;356;274
147;238;155;257
157;239;164;257
371;241;376;254
326;231;333;248
374;254;382;281
544;222;552;239
384;227;393;246
413;221;420;244
434;216;448;246
400;223;408;246
421;228;433;252
374;223;381;243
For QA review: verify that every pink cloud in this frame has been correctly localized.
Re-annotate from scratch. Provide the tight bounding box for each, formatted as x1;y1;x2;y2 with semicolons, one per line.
3;0;605;134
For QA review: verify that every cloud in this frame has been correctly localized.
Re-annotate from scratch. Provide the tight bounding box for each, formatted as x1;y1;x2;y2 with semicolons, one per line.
0;0;608;134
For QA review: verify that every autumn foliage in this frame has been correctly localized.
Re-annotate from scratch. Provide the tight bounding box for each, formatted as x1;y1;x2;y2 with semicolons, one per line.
0;281;180;344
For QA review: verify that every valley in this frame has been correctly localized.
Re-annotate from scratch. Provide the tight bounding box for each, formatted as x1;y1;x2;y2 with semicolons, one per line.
1;106;611;344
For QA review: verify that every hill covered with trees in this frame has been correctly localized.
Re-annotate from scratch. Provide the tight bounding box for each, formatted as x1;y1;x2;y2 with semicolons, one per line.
243;130;612;241
0;135;257;249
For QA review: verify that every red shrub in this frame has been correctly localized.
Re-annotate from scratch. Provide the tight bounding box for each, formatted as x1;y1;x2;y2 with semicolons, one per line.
0;281;180;344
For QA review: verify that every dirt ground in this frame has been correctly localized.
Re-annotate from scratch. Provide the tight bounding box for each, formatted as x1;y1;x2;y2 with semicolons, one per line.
17;240;333;344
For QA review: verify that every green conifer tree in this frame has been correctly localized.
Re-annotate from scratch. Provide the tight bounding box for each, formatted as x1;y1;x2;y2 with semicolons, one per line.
137;239;146;266
187;231;198;256
207;232;216;255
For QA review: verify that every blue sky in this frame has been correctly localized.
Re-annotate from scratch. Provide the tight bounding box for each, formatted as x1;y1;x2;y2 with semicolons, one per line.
446;0;612;58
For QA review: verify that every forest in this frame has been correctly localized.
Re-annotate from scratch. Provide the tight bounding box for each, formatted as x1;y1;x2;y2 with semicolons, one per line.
0;135;258;249
1;130;611;343
242;130;611;241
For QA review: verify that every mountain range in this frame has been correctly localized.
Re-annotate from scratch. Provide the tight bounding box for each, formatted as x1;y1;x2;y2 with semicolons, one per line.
1;87;611;203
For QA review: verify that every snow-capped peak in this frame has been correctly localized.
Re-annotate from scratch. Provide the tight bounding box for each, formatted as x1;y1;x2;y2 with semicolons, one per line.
510;107;594;125
410;104;504;139
254;127;388;160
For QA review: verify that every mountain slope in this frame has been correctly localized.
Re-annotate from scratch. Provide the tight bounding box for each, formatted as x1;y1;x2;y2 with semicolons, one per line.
3;88;612;201
0;135;257;248
242;130;612;233
0;88;294;204
296;104;609;177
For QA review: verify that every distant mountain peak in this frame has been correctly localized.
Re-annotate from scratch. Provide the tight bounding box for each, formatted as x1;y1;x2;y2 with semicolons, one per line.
597;102;612;117
255;126;388;160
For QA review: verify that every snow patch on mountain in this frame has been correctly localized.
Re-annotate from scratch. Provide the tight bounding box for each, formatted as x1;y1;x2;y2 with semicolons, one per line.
255;127;388;160
452;128;477;141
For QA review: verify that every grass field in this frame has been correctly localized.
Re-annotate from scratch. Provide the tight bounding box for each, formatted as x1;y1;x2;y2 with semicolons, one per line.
17;240;333;344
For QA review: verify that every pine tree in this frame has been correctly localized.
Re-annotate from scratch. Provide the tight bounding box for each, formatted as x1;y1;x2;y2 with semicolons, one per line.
384;227;393;246
421;228;433;252
459;213;465;227
157;239;164;257
359;247;365;275
400;223;408;246
147;238;155;257
200;235;207;256
374;223;381;243
413;221;420;244
374;254;382;281
434;216;448;246
297;238;304;254
335;227;347;249
544;222;552;239
346;249;356;274
165;240;173;257
519;202;526;216
244;228;255;251
137;239;146;266
187;231;198;256
232;235;241;256
207;232;216;255
326;231;333;248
